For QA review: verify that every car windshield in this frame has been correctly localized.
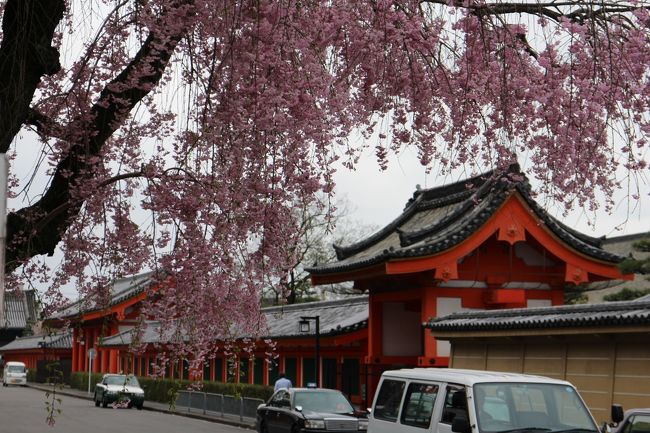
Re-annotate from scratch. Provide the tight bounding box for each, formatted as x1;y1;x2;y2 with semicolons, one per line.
294;390;354;414
7;365;25;373
104;375;140;387
474;383;598;433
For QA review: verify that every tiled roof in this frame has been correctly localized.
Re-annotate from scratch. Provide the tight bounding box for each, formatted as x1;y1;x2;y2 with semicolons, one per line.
101;296;369;347
307;165;623;276
2;290;38;330
51;272;156;319
425;299;650;333
0;330;72;352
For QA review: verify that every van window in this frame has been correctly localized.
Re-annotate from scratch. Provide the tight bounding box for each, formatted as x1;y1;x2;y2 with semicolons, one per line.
441;386;468;424
400;382;439;429
374;379;405;422
7;365;25;374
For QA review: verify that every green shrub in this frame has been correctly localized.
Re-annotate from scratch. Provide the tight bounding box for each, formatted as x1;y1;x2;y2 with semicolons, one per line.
603;287;650;302
70;372;104;391
26;368;36;383
137;376;273;404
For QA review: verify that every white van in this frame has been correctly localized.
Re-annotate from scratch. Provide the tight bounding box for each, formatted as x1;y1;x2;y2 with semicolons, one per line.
3;361;27;386
368;368;600;433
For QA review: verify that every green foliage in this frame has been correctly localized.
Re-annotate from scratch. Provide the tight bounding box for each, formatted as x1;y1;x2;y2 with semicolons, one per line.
26;368;36;382
603;288;650;302
632;238;650;253
69;372;104;391
619;233;650;275
70;372;273;405
565;290;589;305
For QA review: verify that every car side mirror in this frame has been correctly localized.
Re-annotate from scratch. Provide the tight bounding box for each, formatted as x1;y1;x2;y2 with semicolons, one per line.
295;405;303;412
452;417;471;433
366;408;372;414
601;421;612;433
612;405;624;424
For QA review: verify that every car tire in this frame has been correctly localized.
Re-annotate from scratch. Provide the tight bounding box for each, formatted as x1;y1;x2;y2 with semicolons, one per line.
259;421;269;433
94;393;100;407
136;404;143;410
102;397;108;408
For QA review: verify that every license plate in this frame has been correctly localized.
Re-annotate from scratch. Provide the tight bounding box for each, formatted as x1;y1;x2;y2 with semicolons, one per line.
11;379;19;383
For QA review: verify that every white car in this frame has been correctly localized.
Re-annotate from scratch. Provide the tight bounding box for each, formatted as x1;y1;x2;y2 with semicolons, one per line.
369;368;601;433
93;374;145;409
3;361;27;386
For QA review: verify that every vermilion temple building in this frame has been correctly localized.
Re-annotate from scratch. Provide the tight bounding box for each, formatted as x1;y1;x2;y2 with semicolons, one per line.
0;167;633;407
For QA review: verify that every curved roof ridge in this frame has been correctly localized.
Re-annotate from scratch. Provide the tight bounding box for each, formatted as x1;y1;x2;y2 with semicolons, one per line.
333;197;423;260
514;185;625;262
399;171;514;247
411;169;496;204
333;170;501;260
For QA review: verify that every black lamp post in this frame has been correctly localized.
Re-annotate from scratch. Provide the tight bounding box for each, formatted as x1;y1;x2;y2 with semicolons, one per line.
299;316;320;387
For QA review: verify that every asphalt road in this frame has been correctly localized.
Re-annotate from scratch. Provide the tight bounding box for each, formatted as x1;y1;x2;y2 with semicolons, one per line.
0;386;253;433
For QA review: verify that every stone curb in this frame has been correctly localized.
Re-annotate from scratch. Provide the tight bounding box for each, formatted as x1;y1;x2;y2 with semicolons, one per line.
27;383;256;430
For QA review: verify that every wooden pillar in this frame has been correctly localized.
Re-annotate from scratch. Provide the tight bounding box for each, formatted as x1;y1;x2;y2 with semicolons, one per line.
366;298;383;362
72;329;78;372
296;356;303;387
421;290;438;361
109;350;118;373
83;328;89;372
101;349;108;373
93;329;101;373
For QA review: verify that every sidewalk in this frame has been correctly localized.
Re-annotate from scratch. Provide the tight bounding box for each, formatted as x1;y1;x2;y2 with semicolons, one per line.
27;382;256;430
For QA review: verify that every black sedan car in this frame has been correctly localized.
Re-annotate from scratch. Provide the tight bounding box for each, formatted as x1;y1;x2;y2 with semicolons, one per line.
256;388;368;433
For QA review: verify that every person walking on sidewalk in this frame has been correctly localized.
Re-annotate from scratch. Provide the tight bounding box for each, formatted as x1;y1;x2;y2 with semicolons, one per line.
274;372;292;391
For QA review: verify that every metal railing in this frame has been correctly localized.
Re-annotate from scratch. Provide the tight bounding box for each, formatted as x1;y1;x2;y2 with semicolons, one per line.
176;390;263;422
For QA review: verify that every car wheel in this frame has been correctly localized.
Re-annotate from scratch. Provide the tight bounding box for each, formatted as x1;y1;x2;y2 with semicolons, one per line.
94;393;100;407
291;423;301;433
101;397;108;408
136;404;143;411
259;421;269;433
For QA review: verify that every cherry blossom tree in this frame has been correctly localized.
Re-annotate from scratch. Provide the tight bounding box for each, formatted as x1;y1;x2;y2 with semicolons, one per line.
1;0;649;364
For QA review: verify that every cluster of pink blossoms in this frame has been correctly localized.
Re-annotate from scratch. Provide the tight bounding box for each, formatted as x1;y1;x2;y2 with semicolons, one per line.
3;0;649;367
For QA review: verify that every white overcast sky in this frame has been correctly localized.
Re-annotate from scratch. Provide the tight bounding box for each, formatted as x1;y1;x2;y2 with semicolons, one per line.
332;148;650;241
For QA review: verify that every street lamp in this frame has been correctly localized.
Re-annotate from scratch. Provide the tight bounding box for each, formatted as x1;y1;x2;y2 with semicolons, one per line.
299;316;320;387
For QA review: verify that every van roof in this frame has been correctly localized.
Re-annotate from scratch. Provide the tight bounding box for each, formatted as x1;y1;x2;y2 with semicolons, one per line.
5;361;26;366
381;368;572;387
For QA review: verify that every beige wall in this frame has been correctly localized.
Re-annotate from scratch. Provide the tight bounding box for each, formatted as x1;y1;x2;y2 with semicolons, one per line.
449;334;650;423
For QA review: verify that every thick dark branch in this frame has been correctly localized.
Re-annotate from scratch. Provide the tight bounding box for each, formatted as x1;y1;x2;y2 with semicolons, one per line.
6;4;193;272
420;0;643;23
0;0;65;152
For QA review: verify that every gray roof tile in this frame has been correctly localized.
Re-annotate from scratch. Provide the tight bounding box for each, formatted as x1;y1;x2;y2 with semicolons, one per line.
2;290;38;330
425;299;650;333
0;330;72;352
51;272;155;319
101;296;369;347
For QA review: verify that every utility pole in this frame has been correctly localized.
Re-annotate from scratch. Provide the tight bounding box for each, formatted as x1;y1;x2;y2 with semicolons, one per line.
0;154;8;328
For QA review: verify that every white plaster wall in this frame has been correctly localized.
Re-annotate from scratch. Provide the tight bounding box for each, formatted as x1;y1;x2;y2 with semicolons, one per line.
435;297;466;357
382;302;421;356
527;299;552;308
